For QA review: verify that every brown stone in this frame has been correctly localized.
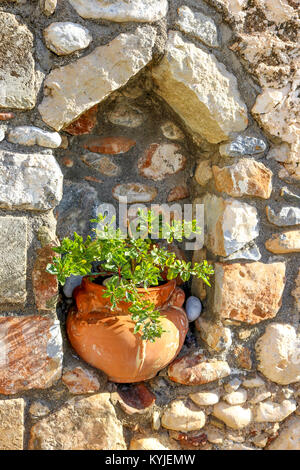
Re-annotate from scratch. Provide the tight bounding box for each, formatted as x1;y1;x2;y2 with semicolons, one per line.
113;383;156;415
265;230;300;253
195;317;232;352
61;156;73;167
64;105;98;135
112;183;157;203
83;136;136;154
62;367;100;394
194;159;212;186
0;316;62;395
138;143;186;181
292;268;300;312
81;153;120;176
29;394;126;450
214;262;286;324
84;176;103;183
234;345;252;370
0;112;15;120
32;245;58;310
212;159;272;199
168;351;231;385
170;430;209;450
0;399;24;450
167;185;189;202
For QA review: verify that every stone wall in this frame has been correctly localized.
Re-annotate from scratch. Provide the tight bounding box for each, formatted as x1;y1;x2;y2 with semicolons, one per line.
0;0;299;450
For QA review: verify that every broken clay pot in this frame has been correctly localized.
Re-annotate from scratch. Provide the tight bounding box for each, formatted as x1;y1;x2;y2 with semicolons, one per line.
67;277;188;383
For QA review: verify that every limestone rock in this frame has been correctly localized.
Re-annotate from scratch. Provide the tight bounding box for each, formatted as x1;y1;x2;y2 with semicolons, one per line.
213;262;286;324
161;400;206;432
243;376;265;389
220;242;261;262
198;194;259;256
152;31;248;144
265;230;300;253
0;217;27;305
0;399;24;450
189;391;220;406
224;378;242;393
29;394;126;449
112;183;157;204
62;367;100;394
0;316;62;395
8;126;62;148
196;317;232;352
176;6;219;48
130;433;180;450
81;153;120;177
223;389;247;405
107;100;144;128
292;268;300;312
266;206;300;226
32;245;58;310
68;0;168;22
194;160;212;186
168;352;231;385
39;27;156;130
0;12;36;109
255;323;300;385
0;151;63;211
219;135;267;157
255;400;297;423
44;22;92;56
268;418;300;450
138;143;186;181
212;159;272;199
40;0;57;16
161;121;184;141
213;402;252;429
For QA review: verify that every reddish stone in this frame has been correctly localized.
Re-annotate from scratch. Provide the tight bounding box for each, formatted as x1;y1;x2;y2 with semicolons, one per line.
64;105;98;135
171;431;209;449
61;156;74;167
83;136;136;154
0;316;62;395
138;143;186;181
32;245;58;310
0;112;15;120
84;176;103;183
115;383;156;414
167;185;190;202
62;367;100;394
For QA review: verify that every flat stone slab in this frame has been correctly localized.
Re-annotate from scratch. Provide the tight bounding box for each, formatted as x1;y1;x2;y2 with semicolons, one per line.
0;316;63;395
0;399;24;450
0;151;63;211
0;12;36;109
0;217;27;305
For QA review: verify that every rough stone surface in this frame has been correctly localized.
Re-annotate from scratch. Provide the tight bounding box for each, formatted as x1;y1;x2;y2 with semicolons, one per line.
81;153;120;177
168;352;231;385
41;0;57;16
243;376;265;389
64;105;98;135
0;151;63;211
138;143;186;181
189;391;219;406
0;399;24;450
161;400;206;432
198;194;259;256
161;121;184;141
112;183;157;204
0;316;63;395
107;99;144;128
255;400;297;423
176;5;219;48
292;269;300;312
212;159;272;199
32;245;58;310
213;402;252;430
213;262;286;324
62;367;100;394
268;418;300;450
44;22;92;55
0;217;27;305
255;323;300;385
223;389;247;405
130;433;180;450
29;394;126;450
194;160;213;186
167;185;189;202
265;230;300;254
219;136;267;157
0;12;36;109
8;126;62;148
266;206;300;227
68;0;168;22
39;27;156;130
152;31;247;144
196;317;232;352
220;242;261;262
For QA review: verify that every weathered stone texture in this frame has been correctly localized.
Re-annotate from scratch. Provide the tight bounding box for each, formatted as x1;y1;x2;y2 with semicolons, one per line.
112;183;157;204
0;217;27;305
62;367;100;394
29;394;126;450
161;400;206;432
213;262;286;324
8;126;62;148
0;317;63;395
176;5;219;48
44;22;92;56
32;245;58;310
0;399;24;450
265;230;300;254
0;12;36;109
138;143;186;181
152;31;248;144
268;418;300;450
0;151;63;211
39;27;156;130
213;402;252;429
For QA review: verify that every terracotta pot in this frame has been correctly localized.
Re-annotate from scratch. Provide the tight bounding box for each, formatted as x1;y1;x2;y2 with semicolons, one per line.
67;278;188;383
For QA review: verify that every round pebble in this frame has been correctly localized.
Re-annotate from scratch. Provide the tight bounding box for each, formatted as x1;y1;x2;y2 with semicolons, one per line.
63;274;83;298
185;296;202;322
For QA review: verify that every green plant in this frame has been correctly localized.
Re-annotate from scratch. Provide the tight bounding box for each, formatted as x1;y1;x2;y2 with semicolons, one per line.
46;210;214;342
